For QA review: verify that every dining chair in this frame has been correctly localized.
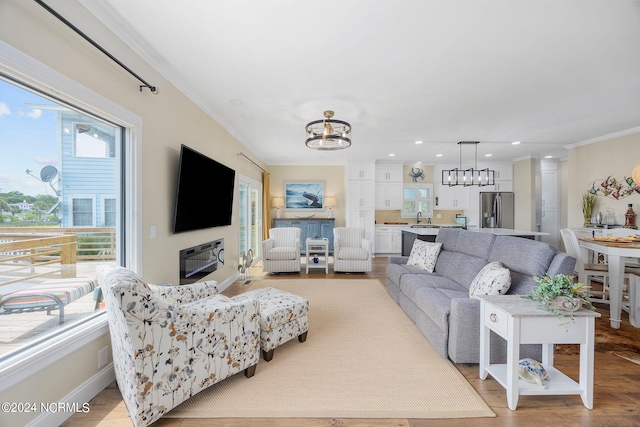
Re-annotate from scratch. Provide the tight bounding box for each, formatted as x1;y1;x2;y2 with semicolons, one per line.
562;228;640;323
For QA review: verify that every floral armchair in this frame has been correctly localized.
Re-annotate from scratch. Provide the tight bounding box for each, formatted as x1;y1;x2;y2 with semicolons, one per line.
97;266;260;427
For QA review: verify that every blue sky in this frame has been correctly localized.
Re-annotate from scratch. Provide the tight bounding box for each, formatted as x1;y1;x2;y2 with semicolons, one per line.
0;79;60;197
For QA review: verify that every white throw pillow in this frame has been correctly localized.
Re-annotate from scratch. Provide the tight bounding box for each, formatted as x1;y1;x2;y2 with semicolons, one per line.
469;262;512;299
406;240;442;272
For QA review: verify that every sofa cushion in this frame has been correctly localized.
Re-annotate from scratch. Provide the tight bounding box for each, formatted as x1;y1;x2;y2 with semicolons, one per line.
508;271;539;296
454;231;496;258
443;252;489;290
435;228;461;251
412;287;459;331
386;262;433;284
400;274;462;301
434;250;454;276
489;236;557;277
407;240;442;272
469;262;512;298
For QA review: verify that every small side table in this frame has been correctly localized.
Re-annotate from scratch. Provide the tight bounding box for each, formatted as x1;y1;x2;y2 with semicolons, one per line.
479;295;600;410
305;238;329;274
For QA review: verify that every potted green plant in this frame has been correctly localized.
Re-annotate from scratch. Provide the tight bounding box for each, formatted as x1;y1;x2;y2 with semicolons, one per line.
523;274;596;325
581;192;596;227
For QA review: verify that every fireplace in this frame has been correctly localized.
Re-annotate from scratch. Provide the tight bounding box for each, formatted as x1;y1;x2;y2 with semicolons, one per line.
179;239;224;284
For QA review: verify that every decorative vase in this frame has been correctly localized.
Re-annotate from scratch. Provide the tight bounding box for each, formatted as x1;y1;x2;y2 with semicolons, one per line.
551;296;582;312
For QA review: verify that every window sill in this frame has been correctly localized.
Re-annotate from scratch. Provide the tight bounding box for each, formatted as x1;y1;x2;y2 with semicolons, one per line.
0;312;109;393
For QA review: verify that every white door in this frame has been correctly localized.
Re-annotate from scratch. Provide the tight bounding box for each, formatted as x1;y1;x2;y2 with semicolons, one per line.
238;175;263;264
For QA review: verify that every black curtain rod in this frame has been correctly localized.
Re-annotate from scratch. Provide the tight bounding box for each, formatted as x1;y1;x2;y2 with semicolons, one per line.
34;0;158;94
238;152;267;173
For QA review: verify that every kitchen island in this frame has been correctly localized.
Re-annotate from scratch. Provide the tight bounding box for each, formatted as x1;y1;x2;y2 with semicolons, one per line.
399;226;549;256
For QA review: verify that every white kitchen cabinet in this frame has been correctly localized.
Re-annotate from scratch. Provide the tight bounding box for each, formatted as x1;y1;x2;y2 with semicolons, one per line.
346;163;376;251
375;164;403;182
434;184;470;209
347;163;376;180
375;181;403;210
434;165;470;210
375;164;403;210
347;180;375;209
346;208;376;244
375;226;402;254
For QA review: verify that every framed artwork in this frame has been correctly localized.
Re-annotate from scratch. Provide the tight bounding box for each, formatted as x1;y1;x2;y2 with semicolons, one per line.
284;181;325;211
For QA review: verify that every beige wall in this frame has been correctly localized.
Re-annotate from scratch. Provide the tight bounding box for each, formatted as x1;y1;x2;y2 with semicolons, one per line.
267;166;346;227
568;132;640;227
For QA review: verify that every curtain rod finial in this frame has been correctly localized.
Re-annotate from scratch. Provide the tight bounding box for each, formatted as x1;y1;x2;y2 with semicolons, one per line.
140;85;159;94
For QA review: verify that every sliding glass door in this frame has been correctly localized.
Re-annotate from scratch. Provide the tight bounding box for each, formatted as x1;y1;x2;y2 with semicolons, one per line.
238;175;262;266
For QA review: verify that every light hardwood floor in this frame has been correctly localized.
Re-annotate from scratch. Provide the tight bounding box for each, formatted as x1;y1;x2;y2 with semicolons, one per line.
62;257;640;427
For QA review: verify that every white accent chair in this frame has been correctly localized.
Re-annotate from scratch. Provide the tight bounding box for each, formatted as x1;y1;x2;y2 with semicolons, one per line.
333;227;373;273
97;265;260;427
262;227;301;273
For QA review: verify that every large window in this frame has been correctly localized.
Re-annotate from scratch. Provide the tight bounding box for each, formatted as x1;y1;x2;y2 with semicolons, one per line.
0;76;124;359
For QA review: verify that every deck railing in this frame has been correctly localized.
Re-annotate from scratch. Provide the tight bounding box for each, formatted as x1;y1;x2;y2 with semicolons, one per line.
0;227;115;287
0;233;77;286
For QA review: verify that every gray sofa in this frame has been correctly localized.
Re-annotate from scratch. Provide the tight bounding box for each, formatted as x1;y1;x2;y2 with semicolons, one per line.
386;228;576;364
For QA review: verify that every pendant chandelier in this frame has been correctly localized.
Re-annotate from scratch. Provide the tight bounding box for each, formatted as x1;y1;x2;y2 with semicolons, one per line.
442;141;496;186
305;110;351;150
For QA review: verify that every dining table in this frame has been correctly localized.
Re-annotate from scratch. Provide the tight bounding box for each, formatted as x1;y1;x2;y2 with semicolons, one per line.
578;237;640;328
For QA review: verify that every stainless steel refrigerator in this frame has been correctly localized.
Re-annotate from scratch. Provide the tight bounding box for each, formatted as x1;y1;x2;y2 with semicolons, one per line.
480;192;514;229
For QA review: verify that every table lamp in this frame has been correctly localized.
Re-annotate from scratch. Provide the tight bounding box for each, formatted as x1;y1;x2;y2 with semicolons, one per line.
325;197;337;218
272;197;284;218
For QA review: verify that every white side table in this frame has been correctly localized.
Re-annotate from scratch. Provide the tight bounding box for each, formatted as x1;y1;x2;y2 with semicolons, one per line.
306;238;329;274
479;295;600;410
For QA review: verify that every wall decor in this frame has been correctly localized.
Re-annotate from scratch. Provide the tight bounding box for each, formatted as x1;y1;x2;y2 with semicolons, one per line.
589;176;640;199
409;167;425;182
284;181;325;210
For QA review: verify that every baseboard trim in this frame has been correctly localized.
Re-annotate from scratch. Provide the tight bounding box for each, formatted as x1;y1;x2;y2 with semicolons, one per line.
27;363;116;427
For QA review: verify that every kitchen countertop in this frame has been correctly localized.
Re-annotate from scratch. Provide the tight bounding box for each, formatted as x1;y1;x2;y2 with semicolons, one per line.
399;226;548;237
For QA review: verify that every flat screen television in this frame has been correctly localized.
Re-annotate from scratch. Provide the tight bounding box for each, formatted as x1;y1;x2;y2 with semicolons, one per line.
173;144;235;233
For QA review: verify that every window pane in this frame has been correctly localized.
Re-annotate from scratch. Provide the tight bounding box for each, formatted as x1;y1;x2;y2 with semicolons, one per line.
0;77;122;359
74;123;116;158
104;198;116;227
72;198;93;226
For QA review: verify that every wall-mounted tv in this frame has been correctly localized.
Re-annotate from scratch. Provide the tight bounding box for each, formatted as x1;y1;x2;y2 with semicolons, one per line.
173;144;235;233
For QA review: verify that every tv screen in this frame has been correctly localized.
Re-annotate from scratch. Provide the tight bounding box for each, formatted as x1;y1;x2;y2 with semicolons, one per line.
173;144;235;233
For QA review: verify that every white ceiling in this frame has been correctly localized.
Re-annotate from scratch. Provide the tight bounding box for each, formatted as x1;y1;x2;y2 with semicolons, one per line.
82;0;640;166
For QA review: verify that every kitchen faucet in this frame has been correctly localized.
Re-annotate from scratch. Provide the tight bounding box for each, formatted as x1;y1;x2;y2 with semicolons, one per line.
417;211;422;224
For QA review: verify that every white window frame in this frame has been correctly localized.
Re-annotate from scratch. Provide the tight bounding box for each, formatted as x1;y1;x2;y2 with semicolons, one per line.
0;41;142;390
102;195;117;227
69;195;97;227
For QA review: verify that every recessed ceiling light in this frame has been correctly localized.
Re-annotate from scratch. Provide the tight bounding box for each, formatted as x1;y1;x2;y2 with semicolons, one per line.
436;154;443;157
415;140;423;144
416;161;422;164
512;141;521;145
545;155;553;158
389;153;395;157
485;154;492;157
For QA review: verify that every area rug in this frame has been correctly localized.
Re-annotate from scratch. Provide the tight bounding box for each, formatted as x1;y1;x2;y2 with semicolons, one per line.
164;279;495;419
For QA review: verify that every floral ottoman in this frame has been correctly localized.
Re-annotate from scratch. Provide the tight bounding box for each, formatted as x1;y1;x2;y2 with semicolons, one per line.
232;287;308;361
